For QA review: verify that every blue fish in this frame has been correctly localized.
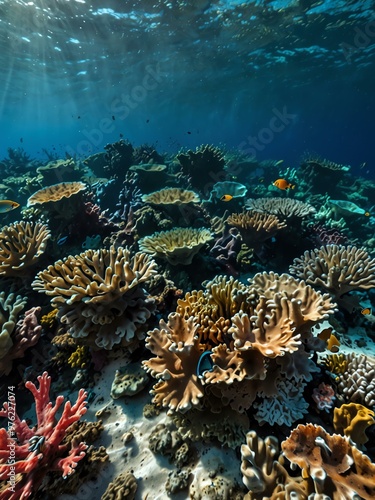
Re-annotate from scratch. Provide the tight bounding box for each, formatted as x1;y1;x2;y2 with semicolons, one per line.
196;350;214;377
57;236;68;245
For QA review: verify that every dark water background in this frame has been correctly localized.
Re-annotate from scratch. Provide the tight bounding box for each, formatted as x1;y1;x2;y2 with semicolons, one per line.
0;0;374;176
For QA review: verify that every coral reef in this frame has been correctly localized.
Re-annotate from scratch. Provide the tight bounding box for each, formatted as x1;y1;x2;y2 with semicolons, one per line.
335;353;375;407
246;197;316;219
0;293;27;375
0;372;88;499
32;246;157;349
27;181;86;206
0;221;51;277
138;227;213;265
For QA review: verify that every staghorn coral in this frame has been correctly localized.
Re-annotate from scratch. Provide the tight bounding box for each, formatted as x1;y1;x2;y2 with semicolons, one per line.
27;181;86;206
0;221;51;277
0;306;42;376
246;197;316;219
227;211;286;251
282;423;375;499
142;312;205;414
0;372;88;499
289;244;375;301
0;292;27;375
32;246;157;349
333;403;375;446
138;227;213;265
141;187;200;205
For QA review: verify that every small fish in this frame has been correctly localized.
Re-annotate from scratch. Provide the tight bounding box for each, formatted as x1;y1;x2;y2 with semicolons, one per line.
119;133;123;138
317;328;340;353
359;162;366;169
272;178;295;190
146;119;150;123
220;194;233;202
361;307;372;315
275;159;284;166
28;435;45;453
20;137;23;143
196;351;213;377
112;115;115;120
364;211;370;217
187;131;191;134
0;200;20;213
258;177;264;183
57;236;68;245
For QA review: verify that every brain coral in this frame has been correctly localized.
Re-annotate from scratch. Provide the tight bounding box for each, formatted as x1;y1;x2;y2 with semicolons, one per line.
0;221;51;277
32;246;157;349
138;227;213;265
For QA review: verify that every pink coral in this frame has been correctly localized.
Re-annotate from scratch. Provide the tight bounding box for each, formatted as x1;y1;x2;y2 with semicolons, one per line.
0;372;88;499
312;382;336;412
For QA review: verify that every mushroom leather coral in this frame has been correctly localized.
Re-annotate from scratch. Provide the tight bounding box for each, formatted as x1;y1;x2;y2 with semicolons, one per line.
0;372;88;499
282;423;375;500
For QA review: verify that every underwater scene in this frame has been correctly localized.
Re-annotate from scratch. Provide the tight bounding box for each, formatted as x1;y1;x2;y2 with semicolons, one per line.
1;0;375;499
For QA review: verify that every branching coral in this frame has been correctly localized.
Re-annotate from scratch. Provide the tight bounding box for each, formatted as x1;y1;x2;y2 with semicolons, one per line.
245;197;316;219
0;221;51;277
32;246;157;349
141;187;200;205
289;244;375;301
227;211;286;251
138;227;213;265
0;372;88;499
142;312;205;414
282;423;375;499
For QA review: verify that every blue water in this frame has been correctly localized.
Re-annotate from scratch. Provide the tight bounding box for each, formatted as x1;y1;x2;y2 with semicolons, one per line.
1;0;374;173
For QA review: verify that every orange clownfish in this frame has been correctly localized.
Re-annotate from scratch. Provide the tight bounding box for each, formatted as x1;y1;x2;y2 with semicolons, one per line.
272;179;295;190
361;307;372;315
0;200;20;213
220;194;233;202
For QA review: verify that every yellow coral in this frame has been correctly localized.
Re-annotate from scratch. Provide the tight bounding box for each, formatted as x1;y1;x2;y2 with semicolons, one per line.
324;353;348;374
68;345;89;369
333;403;375;446
40;308;58;329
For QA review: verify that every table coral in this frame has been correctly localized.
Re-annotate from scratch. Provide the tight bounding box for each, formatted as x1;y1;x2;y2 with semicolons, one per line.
27;181;86;206
141;187;200;205
246;197;316;219
0;221;51;277
333;403;375;446
282;423;375;499
32;246;157;349
138;227;213;265
0;372;88;499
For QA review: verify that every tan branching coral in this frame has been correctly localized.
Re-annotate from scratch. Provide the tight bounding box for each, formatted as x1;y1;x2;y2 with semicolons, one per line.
333;403;375;446
27;181;86;206
290;245;375;301
0;221;51;277
32;246;157;349
141;187;200;205
177;275;252;347
227;211;286;249
142;312;205;414
245;197;316;218
138;227;212;265
282;424;375;499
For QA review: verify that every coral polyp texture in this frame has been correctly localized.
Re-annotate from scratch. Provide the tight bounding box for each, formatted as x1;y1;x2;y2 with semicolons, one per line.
27;181;86;206
289;244;375;301
141;187;200;205
0;372;88;499
282;423;375;499
245;197;316;219
138;227;213;265
0;221;51;277
32;246;157;349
